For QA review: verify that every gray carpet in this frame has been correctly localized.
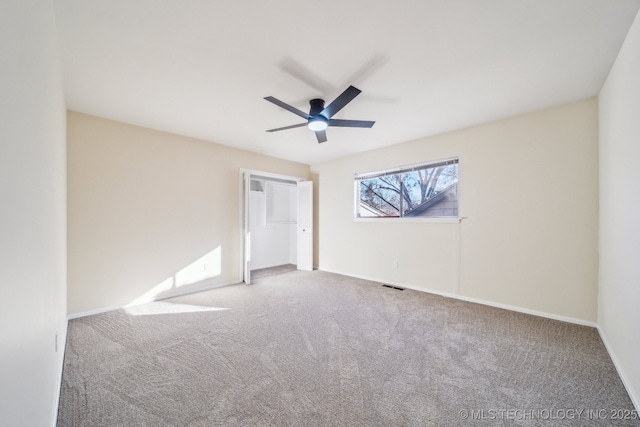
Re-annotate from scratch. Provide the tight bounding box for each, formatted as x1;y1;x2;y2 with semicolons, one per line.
57;270;639;426
251;264;297;280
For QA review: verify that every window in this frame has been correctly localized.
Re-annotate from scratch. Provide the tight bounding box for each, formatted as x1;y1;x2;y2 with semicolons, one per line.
355;158;459;218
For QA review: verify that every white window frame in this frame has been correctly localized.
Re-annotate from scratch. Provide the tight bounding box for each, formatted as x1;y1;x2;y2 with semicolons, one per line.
354;157;460;223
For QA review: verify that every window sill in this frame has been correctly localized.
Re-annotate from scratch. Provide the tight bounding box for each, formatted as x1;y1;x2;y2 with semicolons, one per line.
354;217;462;224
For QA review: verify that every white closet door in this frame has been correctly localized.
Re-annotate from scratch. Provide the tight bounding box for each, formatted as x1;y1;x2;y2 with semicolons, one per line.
296;181;313;271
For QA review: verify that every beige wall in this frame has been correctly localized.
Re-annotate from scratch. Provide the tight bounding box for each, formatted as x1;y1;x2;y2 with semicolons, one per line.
598;8;640;409
311;98;599;323
67;112;309;316
0;0;67;425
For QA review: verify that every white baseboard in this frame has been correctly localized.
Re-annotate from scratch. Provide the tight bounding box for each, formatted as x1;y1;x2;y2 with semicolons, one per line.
597;326;640;412
67;304;124;320
67;280;242;320
447;292;597;327
318;267;597;328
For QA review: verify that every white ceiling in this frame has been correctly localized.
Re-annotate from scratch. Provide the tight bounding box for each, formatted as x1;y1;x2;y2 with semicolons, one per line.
54;0;640;165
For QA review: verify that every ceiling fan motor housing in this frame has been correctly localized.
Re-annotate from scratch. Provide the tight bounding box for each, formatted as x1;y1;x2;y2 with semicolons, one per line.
308;99;329;130
309;98;326;116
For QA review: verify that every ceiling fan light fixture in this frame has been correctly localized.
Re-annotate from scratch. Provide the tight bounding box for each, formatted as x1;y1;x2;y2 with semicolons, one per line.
308;117;328;131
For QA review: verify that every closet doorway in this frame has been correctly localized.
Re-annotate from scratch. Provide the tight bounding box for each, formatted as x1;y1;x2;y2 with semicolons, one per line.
240;169;312;284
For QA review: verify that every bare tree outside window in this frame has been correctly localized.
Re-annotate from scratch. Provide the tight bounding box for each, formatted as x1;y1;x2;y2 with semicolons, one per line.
356;159;458;218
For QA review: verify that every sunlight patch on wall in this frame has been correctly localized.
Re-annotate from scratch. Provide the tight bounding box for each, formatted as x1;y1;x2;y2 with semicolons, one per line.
127;276;175;307
126;246;222;307
175;246;221;288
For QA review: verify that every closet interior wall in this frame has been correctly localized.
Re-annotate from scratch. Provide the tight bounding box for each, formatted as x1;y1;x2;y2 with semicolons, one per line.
249;178;297;270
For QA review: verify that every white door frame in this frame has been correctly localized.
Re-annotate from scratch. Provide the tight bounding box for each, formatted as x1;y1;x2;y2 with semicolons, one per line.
239;169;308;284
296;181;313;271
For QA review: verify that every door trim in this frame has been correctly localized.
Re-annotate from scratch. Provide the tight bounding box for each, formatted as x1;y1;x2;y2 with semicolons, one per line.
239;169;307;284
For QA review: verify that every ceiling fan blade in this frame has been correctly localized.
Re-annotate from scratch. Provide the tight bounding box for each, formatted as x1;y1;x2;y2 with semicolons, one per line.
266;123;307;132
315;130;327;143
264;96;310;120
321;85;361;118
328;119;375;128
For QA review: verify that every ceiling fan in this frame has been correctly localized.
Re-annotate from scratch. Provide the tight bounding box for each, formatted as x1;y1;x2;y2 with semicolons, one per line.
264;85;375;143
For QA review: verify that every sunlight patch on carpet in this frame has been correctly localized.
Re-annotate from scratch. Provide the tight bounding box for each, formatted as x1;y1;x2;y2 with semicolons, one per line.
124;301;229;316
